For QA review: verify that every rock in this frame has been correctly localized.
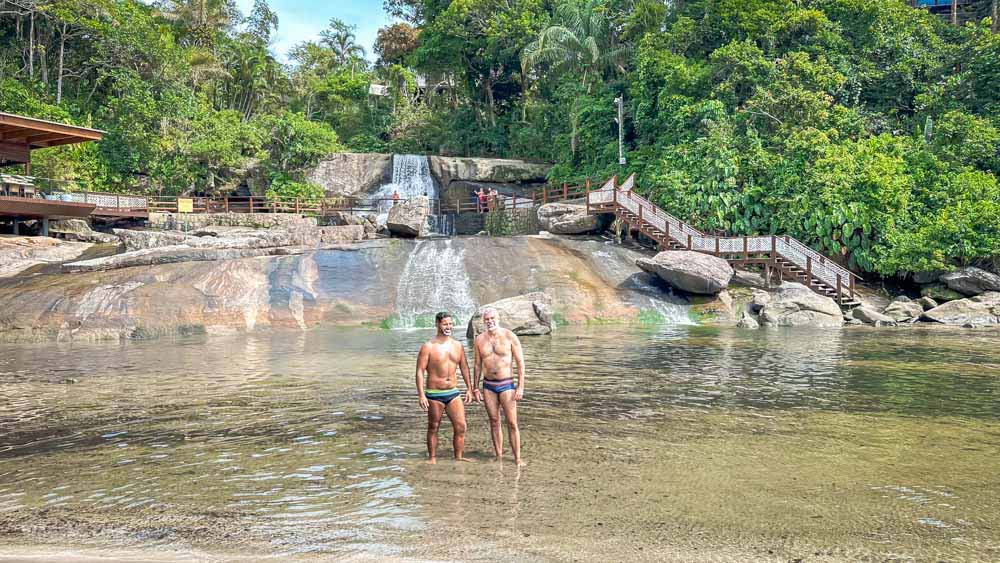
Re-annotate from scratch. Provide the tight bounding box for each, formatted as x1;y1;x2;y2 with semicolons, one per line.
0;236;93;278
920;292;1000;326
466;292;554;338
428;156;551;188
736;311;759;329
63;246;297;272
873;320;897;328
535;203;602;235
148;212;317;232
920;283;965;303
324;211;378;238
50;219;119;244
758;282;844;327
882;300;924;322
963;322;980;329
918;296;938;311
636;251;734;295
940;267;1000;296
306;153;392;197
845;318;864;326
851;306;897;325
913;271;943;284
891;295;912;303
386;196;430;238
115;229;191;251
750;288;771;312
319;225;365;244
115;226;321;252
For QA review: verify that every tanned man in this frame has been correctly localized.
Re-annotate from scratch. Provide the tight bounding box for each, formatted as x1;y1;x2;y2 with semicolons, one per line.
472;307;526;466
415;311;474;463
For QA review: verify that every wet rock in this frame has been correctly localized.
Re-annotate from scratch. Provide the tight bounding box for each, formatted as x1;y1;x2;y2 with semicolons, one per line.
467;292;554;338
873;319;897;328
845;318;864;326
63;246;297;272
736;311;759;329
920;283;965;303
318;225;365;244
940;267;1000;296
115;230;191;251
883;300;924;322
636;251;734;295
920;292;1000;326
114;226;321;253
536;203;601;235
851;306;897;325
759;282;844;328
912;270;944;284
429;156;550;187
50;219;119;244
963;322;981;329
917;296;938;311
0;236;93;278
386;196;429;238
148;212;317;231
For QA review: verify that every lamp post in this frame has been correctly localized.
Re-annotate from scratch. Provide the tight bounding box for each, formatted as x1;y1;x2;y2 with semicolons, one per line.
614;95;625;165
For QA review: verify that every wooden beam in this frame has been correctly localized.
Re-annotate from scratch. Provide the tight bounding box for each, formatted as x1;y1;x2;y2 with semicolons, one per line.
0;113;103;141
0;142;30;164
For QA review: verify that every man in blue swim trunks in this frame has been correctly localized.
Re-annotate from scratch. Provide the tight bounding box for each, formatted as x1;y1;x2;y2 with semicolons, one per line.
416;311;474;463
472;307;527;466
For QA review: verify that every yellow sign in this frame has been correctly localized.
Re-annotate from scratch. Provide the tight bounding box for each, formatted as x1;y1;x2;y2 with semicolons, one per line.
178;198;193;213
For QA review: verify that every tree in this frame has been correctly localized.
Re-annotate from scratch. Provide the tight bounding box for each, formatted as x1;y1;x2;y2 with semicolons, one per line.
320;17;367;73
375;22;419;66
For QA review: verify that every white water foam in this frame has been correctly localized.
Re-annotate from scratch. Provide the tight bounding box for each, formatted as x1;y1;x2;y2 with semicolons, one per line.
374;155;437;221
393;239;477;329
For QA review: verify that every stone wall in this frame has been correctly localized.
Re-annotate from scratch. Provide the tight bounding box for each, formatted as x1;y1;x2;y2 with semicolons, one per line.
428;157;551;187
148;212;317;231
306;153;392;197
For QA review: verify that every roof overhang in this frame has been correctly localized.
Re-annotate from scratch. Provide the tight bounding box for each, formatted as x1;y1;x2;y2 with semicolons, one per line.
0;113;105;166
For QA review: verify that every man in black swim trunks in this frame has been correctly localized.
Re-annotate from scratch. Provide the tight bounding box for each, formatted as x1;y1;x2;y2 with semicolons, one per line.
415;311;474;463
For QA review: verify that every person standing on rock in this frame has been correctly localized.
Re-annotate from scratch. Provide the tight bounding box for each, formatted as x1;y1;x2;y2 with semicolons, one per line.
472;307;527;466
415;311;475;464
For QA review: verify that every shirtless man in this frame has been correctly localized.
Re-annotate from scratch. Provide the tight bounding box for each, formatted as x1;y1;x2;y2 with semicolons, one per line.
415;311;474;463
472;307;526;466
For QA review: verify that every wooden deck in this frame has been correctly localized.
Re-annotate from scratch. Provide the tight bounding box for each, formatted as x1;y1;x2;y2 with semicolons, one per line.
0;196;95;219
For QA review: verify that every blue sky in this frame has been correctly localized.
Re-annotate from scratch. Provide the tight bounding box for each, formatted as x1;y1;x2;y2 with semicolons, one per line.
234;0;395;63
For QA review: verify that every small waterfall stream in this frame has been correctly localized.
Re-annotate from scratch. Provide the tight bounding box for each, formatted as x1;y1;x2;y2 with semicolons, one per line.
392;239;477;328
373;155;454;235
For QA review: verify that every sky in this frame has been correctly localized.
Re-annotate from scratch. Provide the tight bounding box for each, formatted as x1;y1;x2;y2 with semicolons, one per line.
233;0;395;63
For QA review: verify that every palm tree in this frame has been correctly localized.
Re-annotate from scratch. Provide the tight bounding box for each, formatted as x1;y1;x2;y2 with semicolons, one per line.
157;0;237;48
321;18;367;75
521;0;628;93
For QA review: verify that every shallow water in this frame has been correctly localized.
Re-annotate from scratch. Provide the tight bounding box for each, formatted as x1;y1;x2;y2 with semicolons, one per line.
1;325;999;561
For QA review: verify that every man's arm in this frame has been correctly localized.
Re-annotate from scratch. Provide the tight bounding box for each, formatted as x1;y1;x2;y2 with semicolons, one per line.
510;330;526;401
471;336;484;403
457;341;474;404
415;344;429;411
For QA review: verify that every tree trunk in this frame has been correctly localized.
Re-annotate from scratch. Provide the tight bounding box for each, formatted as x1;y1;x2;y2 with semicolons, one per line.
57;23;67;103
993;0;998;33
485;75;496;128
951;0;958;25
28;11;34;78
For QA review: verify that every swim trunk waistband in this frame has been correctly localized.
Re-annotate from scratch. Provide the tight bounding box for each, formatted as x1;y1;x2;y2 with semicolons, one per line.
483;378;517;394
425;387;461;405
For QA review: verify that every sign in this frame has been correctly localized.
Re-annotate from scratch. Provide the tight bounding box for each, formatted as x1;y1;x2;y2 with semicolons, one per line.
178;198;193;213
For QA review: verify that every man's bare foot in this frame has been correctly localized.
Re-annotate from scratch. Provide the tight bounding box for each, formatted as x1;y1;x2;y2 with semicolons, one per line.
494;456;503;463
514;458;527;467
427;457;437;464
456;457;476;463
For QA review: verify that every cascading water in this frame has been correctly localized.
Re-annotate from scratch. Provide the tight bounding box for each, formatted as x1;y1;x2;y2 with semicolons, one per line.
392;239;477;329
374;155;455;235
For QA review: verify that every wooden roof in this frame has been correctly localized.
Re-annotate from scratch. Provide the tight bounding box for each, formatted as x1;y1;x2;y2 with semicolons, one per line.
0;113;104;166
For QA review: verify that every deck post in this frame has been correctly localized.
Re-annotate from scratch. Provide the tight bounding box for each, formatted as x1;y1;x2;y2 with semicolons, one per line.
687;234;692;250
837;273;843;304
12;218;18;235
249;196;254;214
543;187;548;204
41;217;49;237
116;194;121;210
715;237;720;256
850;275;855;296
665;222;670;243
806;257;813;287
771;235;777;257
225;197;229;213
295;198;300;214
638;204;643;224
743;236;749;261
585;179;591;214
563;182;568;200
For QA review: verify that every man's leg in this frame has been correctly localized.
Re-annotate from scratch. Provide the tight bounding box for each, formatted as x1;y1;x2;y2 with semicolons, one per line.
427;400;444;463
445;397;472;461
483;390;504;461
498;391;524;466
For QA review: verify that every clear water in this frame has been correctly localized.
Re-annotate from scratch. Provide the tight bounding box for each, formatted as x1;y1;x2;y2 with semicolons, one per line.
1;325;998;561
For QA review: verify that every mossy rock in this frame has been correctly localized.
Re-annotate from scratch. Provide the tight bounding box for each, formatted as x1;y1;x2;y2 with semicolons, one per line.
920;283;965;303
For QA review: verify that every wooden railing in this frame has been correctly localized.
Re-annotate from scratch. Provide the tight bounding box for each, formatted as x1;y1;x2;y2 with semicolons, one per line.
588;174;862;305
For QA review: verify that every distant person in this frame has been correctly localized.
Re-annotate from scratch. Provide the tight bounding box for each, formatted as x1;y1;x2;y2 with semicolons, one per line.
415;311;474;463
392;190;400;205
476;187;487;213
488;188;499;212
473;307;526;466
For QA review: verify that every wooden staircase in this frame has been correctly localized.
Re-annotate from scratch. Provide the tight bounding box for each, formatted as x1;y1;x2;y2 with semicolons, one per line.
585;175;863;307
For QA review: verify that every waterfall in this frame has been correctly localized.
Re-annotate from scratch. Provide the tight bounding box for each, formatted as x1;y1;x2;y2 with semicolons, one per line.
374;155;436;216
392;240;476;329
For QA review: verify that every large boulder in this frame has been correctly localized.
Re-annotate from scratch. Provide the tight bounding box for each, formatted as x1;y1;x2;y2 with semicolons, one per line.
536;203;601;235
920;292;1000;326
429;156;550;188
882;299;924;322
940;267;1000;296
319;225;365;244
466;292;554;339
758;282;844;327
50;219;118;244
917;296;939;311
635;251;734;295
115;230;191;251
305;153;392;197
920;283;965;303
850;306;897;326
114;226;321;252
386;196;430;238
736;311;760;329
323;212;377;239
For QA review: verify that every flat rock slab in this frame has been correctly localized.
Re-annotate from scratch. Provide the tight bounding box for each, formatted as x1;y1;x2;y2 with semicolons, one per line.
635;251;734;295
920;292;1000;325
